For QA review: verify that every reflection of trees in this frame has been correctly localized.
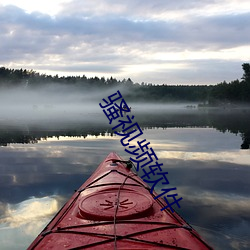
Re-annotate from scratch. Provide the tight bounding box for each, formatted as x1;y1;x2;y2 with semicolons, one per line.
0;109;250;149
0;131;38;146
241;133;250;149
0;123;111;146
134;109;250;149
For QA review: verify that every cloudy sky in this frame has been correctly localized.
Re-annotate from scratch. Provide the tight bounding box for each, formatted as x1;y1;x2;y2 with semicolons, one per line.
0;0;250;85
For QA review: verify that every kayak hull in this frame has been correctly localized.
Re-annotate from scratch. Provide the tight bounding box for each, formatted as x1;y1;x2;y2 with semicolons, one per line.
28;152;213;249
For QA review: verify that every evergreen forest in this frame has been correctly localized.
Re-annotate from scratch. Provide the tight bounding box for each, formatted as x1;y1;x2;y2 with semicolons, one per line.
0;63;250;105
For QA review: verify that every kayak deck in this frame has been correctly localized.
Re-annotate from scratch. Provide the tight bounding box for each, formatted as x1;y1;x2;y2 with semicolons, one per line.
28;152;213;249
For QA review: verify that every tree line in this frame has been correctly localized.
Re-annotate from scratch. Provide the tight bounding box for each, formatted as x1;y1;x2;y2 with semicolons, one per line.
0;63;249;104
208;63;250;105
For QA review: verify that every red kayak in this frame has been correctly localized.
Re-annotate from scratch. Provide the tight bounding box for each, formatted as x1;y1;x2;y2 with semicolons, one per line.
28;152;213;249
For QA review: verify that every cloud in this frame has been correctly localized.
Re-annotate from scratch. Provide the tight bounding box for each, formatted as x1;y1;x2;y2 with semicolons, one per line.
58;0;241;19
3;5;248;49
0;1;250;84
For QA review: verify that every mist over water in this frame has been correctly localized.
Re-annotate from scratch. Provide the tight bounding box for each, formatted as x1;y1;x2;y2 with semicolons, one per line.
1;84;250;149
0;85;199;125
0;85;101;122
0;84;250;249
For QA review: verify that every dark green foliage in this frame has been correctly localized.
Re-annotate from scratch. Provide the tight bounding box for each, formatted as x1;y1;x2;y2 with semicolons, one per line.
242;63;250;82
209;63;250;104
0;63;250;104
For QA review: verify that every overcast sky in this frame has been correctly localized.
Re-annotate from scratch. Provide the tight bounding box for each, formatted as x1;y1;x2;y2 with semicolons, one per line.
0;0;250;85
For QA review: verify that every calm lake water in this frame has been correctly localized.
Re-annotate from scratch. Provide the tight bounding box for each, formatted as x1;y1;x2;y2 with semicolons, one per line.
0;104;250;249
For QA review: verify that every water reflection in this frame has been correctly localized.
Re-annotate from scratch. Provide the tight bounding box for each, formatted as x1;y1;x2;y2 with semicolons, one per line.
0;107;250;149
1;196;59;228
0;108;250;249
0;196;62;250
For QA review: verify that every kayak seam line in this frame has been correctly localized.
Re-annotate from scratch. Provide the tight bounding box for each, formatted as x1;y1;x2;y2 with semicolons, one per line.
53;225;190;250
82;170;114;189
83;169;148;190
55;225;188;235
80;183;143;189
56;220;181;230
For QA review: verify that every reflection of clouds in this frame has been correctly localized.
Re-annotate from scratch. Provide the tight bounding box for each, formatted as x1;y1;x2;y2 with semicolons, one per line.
3;137;122;178
146;142;187;150
0;196;59;230
144;127;243;152
194;223;250;250
0;196;62;250
0;137;126;205
42;134;120;142
157;150;250;166
176;187;250;216
45;148;65;158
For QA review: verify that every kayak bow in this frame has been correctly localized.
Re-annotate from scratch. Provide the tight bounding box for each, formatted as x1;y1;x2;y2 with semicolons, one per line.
28;152;213;249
